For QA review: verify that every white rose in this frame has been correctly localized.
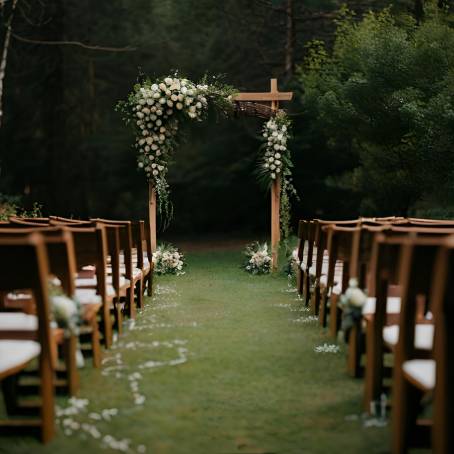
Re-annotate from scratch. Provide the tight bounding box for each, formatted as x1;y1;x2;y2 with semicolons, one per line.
151;84;159;91
159;83;166;91
164;77;173;85
153;170;159;176
167;100;173;107
171;94;178;102
159;98;166;104
153;93;160;99
176;103;183;110
275;153;281;159
146;99;154;105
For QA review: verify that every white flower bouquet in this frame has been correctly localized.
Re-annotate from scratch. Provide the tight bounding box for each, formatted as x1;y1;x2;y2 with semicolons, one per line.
340;278;368;338
242;241;272;275
260;112;292;182
152;243;186;275
49;277;82;336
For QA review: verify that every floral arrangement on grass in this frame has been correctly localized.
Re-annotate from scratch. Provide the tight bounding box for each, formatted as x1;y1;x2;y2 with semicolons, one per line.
49;277;82;336
242;241;272;275
152;243;186;275
284;247;300;281
340;278;368;337
117;73;236;224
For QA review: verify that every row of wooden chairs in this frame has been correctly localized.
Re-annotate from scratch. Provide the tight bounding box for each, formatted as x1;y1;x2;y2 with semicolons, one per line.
0;216;154;442
296;217;453;453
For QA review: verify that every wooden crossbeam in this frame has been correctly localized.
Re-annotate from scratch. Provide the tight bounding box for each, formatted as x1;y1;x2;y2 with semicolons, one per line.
234;78;293;104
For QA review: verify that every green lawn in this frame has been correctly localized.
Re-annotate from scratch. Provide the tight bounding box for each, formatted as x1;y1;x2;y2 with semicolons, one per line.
1;249;390;454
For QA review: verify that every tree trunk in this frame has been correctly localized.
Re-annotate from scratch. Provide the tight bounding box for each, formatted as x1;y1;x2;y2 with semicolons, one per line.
284;0;295;81
0;0;19;129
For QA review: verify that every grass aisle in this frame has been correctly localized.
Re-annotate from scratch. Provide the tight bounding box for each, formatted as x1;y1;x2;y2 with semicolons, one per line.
2;249;389;454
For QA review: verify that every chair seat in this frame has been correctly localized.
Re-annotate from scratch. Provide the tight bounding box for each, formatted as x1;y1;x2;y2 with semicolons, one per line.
0;340;41;374
76;276;130;288
383;324;434;350
363;296;401;315
74;289;102;305
402;359;435;390
76;277;97;287
0;313;38;330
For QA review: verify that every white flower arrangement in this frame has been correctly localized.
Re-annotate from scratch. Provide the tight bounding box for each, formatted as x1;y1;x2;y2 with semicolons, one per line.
340;278;368;336
261;112;291;181
258;111;298;240
117;74;236;224
152;243;186;275
242;241;272;275
49;277;82;336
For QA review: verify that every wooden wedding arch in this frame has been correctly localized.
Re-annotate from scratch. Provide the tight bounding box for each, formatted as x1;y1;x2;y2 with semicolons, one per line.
148;78;293;270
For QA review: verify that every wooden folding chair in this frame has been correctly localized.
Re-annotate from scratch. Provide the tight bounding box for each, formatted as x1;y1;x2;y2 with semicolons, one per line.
0;233;55;442
65;226;115;348
391;236;454;453
363;231;451;413
91;219;142;319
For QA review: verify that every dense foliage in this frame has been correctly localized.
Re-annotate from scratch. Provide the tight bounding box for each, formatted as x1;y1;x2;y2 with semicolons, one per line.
297;4;454;216
1;0;452;231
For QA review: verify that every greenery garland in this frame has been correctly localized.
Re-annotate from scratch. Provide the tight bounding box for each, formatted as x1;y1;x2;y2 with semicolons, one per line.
117;73;236;225
118;74;297;237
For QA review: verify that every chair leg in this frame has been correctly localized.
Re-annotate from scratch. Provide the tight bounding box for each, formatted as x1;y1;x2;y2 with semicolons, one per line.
319;290;328;327
39;355;55;443
114;301;123;336
363;320;384;411
136;279;144;310
103;303;113;349
347;323;362;378
1;374;19;415
62;335;79;397
329;294;340;337
391;370;423;454
127;287;136;319
90;318;102;368
147;270;153;296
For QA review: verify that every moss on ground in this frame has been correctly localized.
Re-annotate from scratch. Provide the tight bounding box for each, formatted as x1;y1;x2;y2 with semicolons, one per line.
0;249;390;454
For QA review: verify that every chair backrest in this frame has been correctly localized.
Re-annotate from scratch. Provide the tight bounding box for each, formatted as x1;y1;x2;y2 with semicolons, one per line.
91;219;133;279
0;233;54;369
0;226;77;296
64;226;108;298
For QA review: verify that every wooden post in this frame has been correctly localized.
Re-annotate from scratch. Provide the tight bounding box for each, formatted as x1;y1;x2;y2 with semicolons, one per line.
270;78;280;271
148;182;157;252
271;176;281;270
